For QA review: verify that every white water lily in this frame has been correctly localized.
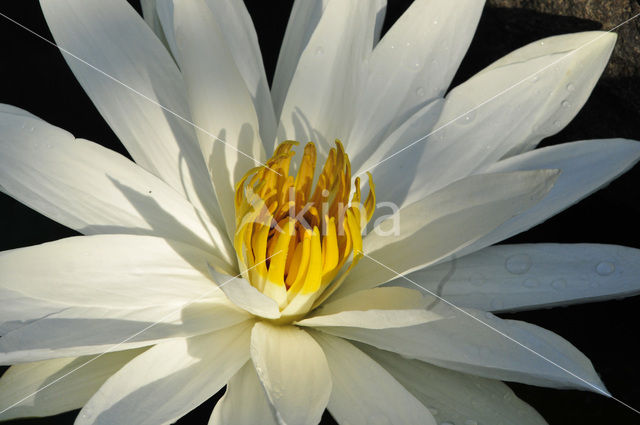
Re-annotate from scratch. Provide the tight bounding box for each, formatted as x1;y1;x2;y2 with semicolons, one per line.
1;0;639;424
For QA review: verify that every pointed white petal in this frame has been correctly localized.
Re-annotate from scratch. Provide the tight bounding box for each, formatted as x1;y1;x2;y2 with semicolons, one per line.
402;243;640;313
39;0;221;223
369;31;617;206
464;139;640;254
363;345;548;425
348;0;484;159
140;0;169;46
276;0;384;158
0;235;250;363
172;0;266;235
209;361;277;425
76;322;252;425
0;109;234;261
311;331;436;425
208;266;281;319
251;323;331;425
336;170;559;298
0;349;144;421
317;304;607;393
297;287;440;329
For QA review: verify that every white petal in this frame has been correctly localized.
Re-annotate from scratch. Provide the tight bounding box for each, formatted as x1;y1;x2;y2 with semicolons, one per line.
276;0;384;159
464;139;640;254
348;0;484;159
317;304;607;393
363;345;548;425
172;0;266;235
0;109;234;262
311;331;436;425
76;322;252;425
336;170;559;298
140;0;169;47
209;361;277;425
368;31;617;206
157;0;277;150
39;0;221;223
208;265;281;319
0;349;144;421
297;287;440;329
402;243;640;313
0;235;249;363
250;322;331;425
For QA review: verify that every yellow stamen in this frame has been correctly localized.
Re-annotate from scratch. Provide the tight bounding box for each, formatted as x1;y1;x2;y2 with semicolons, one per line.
234;140;375;318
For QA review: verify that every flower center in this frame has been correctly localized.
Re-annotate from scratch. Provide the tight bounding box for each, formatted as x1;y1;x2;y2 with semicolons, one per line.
234;140;375;317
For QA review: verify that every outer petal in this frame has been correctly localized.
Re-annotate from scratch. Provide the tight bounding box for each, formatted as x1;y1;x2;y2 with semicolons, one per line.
336;170;559;298
172;0;266;235
363;345;548;425
276;0;384;159
250;322;331;425
348;0;484;159
0;235;249;362
317;304;607;393
0;109;233;262
0;349;144;421
75;322;252;425
464;139;640;254
311;331;436;425
400;243;640;313
39;0;221;224
296;287;440;329
367;31;617;207
209;361;277;425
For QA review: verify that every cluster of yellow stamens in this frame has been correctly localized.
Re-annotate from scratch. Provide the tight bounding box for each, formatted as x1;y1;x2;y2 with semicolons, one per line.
234;140;375;317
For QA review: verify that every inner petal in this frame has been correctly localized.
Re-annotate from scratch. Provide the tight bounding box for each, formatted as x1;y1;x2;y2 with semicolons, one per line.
234;140;375;318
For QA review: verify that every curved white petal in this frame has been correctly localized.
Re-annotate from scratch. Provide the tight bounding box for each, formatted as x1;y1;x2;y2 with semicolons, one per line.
0;109;234;262
0;349;144;421
401;243;640;313
172;0;266;235
463;139;640;255
39;0;221;224
368;31;617;207
209;361;277;425
317;304;607;393
363;345;548;425
140;0;169;47
348;0;484;160
157;0;276;150
336;170;559;298
276;0;384;159
0;234;237;309
297;287;440;329
76;322;252;425
208;266;280;319
311;331;436;425
250;322;331;425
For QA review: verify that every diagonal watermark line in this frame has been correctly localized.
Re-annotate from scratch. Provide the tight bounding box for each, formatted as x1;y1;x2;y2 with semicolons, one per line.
359;11;640;176
0;11;281;176
359;251;640;416
0;252;281;415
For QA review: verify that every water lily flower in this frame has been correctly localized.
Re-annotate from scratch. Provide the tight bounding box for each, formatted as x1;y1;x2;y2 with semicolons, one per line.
1;0;640;424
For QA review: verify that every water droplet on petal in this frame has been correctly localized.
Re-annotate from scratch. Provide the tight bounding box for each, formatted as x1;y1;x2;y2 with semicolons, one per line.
561;100;571;108
505;254;532;274
390;44;396;50
368;414;391;425
596;261;615;276
531;75;539;83
523;278;539;288
566;83;576;92
413;61;421;70
551;278;567;290
415;86;426;97
459;110;476;125
433;19;439;25
314;46;324;55
540;40;545;46
405;41;412;47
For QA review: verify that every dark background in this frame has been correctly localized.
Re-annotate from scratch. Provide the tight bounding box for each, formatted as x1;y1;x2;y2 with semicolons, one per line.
0;1;639;424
